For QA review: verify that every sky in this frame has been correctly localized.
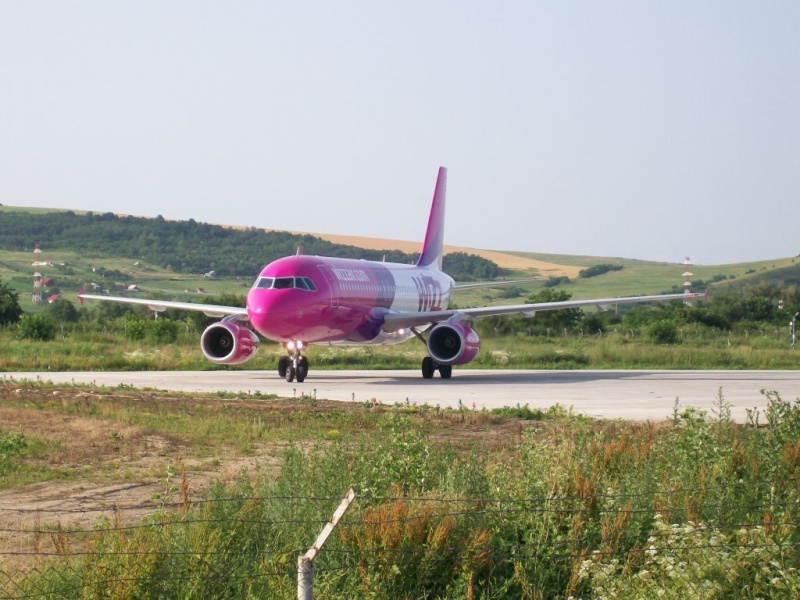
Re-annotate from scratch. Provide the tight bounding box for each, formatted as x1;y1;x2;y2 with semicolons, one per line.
1;2;798;266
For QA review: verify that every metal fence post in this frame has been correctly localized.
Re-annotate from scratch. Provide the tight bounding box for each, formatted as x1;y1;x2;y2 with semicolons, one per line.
297;556;313;600
297;488;356;600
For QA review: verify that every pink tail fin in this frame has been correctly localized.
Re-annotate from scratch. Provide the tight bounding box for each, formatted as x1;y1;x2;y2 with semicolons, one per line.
416;167;447;270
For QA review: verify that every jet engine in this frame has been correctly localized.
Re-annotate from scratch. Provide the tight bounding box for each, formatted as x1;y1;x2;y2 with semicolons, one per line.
200;322;259;365
427;322;481;366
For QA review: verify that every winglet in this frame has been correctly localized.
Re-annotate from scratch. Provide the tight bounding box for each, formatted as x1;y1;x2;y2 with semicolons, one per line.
416;167;447;270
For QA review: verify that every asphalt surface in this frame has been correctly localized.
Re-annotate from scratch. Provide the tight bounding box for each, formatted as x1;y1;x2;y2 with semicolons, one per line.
5;369;800;423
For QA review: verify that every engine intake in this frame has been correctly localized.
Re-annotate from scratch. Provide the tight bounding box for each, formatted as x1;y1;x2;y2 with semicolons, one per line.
200;322;259;365
427;322;481;366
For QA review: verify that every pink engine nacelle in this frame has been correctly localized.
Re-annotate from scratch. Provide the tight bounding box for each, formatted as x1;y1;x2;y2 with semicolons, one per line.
427;322;481;366
200;322;259;365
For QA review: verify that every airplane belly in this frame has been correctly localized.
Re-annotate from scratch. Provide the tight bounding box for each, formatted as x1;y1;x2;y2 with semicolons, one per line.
299;305;368;343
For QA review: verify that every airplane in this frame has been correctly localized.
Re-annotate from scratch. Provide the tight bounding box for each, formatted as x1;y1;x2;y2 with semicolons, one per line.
78;167;699;382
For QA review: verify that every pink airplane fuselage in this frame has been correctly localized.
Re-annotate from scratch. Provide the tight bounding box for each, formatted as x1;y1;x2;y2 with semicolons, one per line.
246;255;455;345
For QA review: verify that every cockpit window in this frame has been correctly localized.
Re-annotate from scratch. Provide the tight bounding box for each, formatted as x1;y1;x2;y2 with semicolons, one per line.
299;277;317;291
256;277;274;289
273;277;294;289
254;276;317;292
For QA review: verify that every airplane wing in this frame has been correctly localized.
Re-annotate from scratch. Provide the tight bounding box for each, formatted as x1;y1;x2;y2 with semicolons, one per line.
382;291;700;332
77;292;247;319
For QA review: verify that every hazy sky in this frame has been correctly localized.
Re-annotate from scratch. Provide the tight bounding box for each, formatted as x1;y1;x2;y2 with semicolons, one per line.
1;2;798;265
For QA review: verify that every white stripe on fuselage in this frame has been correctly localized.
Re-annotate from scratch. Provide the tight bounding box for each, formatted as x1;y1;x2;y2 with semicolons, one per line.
325;260;453;314
390;268;452;313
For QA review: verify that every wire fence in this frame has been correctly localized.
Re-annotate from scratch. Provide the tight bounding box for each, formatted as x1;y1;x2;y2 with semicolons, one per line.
2;481;799;599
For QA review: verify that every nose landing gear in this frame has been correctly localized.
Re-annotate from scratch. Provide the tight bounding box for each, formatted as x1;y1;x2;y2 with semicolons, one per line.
278;341;309;383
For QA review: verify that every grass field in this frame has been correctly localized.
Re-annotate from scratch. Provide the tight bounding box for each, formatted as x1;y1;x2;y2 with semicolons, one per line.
2;380;799;598
0;321;797;374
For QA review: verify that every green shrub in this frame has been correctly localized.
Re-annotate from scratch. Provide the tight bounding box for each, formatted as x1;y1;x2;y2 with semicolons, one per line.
0;278;23;326
647;320;678;344
17;313;56;341
0;428;27;474
147;318;179;343
46;298;80;323
124;317;147;341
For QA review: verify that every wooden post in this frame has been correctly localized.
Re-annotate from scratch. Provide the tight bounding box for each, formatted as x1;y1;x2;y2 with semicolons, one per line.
297;488;356;600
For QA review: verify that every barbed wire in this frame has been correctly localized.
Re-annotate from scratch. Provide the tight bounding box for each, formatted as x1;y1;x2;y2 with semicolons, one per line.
2;483;798;599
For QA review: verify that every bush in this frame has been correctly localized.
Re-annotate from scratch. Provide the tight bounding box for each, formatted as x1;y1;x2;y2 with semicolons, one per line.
124;317;148;341
647;320;678;344
47;298;80;323
17;314;56;341
148;318;179;344
0;278;22;326
579;264;623;278
0;428;27;474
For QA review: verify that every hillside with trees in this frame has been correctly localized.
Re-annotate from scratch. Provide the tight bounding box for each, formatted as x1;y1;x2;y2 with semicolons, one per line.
0;210;501;281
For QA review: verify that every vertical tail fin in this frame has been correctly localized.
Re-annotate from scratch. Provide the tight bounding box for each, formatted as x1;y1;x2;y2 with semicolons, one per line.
416;167;447;270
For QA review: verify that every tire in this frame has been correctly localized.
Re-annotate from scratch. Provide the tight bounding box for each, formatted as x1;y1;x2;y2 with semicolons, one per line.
278;356;289;378
439;364;452;379
421;356;435;379
296;357;309;383
285;365;295;382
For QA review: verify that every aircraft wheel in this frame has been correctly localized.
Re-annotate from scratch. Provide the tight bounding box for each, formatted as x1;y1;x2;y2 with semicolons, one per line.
439;364;452;379
296;357;309;383
285;365;295;383
278;356;289;378
421;356;435;379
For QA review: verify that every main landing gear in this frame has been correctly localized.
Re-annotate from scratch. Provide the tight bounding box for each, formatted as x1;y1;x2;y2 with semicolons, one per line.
410;327;452;380
278;341;309;383
421;356;452;380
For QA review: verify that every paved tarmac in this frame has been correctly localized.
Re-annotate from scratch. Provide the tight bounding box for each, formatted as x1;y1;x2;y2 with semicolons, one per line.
4;369;800;423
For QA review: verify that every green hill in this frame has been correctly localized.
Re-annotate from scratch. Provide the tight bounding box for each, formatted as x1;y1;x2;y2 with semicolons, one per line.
1;205;798;312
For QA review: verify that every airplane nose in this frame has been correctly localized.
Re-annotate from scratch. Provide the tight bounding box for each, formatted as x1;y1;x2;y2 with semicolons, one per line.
247;288;275;335
248;287;306;340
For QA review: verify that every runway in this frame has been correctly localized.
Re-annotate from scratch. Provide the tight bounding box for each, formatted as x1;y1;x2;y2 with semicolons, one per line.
4;369;800;423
